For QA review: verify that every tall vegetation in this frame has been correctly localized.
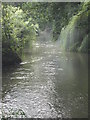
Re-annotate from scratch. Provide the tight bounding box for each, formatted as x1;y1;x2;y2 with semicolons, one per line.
2;3;38;66
59;2;90;53
2;2;89;66
21;2;81;40
51;2;81;40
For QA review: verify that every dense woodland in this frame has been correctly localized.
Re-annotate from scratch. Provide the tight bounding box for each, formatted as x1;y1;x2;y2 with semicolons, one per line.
1;2;89;119
2;2;90;66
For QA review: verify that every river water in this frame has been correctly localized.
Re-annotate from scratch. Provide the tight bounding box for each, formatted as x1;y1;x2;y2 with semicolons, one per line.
2;31;88;118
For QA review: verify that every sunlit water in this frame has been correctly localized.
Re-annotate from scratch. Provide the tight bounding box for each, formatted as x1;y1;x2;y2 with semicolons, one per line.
2;31;88;118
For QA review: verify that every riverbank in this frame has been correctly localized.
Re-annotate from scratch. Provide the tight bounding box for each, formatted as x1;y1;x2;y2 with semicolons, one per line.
59;2;89;53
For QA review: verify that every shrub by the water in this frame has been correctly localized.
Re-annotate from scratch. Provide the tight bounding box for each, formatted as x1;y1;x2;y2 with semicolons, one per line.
2;4;38;66
59;2;90;53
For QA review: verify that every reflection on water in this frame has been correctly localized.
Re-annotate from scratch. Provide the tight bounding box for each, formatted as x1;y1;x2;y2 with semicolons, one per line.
2;31;88;118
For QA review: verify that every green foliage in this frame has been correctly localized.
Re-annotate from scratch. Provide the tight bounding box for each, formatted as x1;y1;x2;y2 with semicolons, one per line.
2;2;89;66
78;35;88;52
22;3;52;30
59;2;89;53
52;2;81;41
2;4;37;66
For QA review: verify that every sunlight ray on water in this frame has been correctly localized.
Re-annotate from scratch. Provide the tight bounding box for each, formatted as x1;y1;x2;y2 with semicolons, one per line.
2;31;88;118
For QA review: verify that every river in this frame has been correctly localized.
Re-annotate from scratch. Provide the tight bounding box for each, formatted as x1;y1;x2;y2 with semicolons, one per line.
2;31;88;118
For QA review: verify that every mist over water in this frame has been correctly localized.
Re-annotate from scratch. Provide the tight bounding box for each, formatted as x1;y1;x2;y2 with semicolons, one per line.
2;31;88;118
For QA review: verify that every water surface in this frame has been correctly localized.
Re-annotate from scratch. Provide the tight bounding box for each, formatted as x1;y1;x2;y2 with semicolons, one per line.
2;31;88;118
